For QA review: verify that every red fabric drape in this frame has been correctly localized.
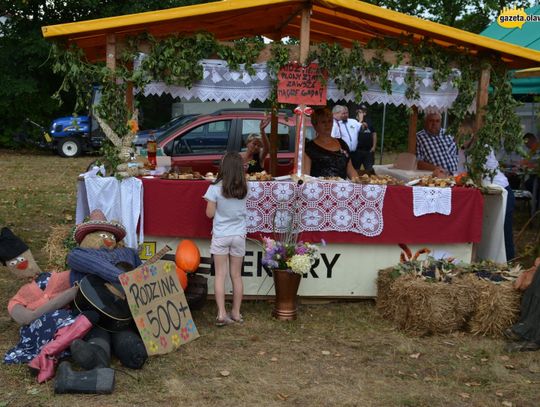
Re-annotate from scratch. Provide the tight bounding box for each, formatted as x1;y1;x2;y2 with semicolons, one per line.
142;179;483;244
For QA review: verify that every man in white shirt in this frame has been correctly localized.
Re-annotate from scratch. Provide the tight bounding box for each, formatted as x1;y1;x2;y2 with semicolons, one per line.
331;105;361;169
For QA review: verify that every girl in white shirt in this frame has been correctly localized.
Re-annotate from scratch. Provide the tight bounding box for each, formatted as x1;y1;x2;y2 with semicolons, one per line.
203;152;248;326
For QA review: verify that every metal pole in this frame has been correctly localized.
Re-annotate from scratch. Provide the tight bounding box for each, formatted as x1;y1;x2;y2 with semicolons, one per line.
443;110;448;129
293;5;311;175
379;103;386;164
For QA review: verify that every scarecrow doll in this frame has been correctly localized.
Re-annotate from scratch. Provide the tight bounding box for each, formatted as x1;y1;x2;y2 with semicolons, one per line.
2;210;147;393
0;227;95;384
65;209;148;374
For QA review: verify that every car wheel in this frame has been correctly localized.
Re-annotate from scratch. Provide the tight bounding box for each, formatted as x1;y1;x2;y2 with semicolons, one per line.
57;137;82;158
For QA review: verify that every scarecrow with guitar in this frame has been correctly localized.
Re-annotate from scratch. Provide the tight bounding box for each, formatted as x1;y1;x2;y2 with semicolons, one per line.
1;209;152;393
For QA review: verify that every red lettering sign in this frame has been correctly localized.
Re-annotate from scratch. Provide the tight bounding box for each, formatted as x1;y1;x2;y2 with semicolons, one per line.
277;63;327;105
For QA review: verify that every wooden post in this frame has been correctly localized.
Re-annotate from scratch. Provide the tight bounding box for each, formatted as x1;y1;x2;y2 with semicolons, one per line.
269;107;278;175
106;34;116;71
474;67;491;132
107;35;134;117
470;66;490;263
407;105;418;154
293;6;311;175
125;60;134;114
299;7;310;62
268;28;284;176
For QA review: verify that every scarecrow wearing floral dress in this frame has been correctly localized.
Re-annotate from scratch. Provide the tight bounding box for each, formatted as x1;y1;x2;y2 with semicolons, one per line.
1;227;85;367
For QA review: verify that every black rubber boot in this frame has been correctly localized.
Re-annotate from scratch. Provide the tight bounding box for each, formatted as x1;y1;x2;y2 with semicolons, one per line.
70;327;111;369
111;330;148;369
54;361;115;394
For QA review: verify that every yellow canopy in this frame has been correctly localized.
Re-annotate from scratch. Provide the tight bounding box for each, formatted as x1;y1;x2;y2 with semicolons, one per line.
42;0;540;69
514;67;540;78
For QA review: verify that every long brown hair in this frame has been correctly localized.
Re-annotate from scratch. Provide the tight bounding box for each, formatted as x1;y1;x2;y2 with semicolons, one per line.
215;152;247;199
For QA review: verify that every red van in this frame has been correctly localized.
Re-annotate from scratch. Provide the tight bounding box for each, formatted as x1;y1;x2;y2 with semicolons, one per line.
157;109;314;176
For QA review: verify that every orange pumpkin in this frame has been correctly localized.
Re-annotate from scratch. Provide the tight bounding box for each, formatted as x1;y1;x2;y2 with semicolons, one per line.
175;239;200;273
175;266;188;290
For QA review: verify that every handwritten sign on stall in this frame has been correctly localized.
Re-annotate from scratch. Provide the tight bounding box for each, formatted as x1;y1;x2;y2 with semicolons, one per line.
119;260;199;356
277;63;327;105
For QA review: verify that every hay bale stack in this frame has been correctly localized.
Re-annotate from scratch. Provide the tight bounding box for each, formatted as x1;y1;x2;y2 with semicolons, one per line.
377;265;523;337
469;280;521;337
385;274;478;336
43;224;74;271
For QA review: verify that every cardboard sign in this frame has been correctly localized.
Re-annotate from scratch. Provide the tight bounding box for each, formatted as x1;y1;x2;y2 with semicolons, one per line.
119;260;199;356
277;63;327;105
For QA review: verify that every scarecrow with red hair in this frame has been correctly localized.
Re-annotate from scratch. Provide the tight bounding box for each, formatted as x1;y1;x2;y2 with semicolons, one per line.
1;227;87;366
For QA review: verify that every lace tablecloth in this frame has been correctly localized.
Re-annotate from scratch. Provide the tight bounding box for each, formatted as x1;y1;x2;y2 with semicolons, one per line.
246;181;387;236
412;186;452;216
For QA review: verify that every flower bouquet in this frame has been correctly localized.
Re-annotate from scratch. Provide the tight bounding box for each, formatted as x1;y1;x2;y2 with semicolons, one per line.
253;235;321;320
260;237;321;275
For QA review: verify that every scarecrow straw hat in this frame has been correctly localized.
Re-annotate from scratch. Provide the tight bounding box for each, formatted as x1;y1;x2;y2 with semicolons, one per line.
74;209;126;245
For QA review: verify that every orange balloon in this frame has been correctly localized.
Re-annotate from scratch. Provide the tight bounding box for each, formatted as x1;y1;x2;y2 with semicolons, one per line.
175;266;188;291
175;239;201;273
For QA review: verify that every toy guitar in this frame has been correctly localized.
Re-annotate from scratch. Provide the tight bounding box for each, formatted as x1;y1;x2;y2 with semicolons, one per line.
74;245;171;332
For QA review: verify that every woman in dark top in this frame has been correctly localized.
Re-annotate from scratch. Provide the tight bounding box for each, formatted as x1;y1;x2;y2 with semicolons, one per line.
304;107;359;179
242;117;270;174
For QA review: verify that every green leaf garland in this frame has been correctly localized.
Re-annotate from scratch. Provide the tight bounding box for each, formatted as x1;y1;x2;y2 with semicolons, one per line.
51;32;522;181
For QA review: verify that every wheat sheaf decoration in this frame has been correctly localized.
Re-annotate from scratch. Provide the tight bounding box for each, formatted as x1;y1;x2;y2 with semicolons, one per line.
93;109;138;163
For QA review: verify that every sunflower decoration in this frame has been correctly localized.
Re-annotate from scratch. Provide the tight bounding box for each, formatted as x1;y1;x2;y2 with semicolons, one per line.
171;334;181;348
148;341;158;353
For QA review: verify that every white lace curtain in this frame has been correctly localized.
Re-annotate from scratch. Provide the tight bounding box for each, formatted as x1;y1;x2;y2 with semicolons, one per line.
141;59;461;111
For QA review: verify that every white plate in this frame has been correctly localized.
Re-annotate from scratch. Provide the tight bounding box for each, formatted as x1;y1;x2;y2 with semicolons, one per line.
274;175;292;181
406;179;420;186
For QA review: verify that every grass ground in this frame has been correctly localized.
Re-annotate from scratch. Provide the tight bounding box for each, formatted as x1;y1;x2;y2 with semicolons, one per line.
0;149;539;407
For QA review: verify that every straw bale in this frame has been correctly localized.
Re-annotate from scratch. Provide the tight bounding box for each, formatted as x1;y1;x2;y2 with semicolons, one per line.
393;278;475;335
43;224;73;271
376;267;399;318
380;273;478;336
378;265;522;337
469;280;521;337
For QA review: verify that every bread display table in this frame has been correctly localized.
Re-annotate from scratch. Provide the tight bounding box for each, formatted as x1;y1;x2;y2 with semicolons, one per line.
139;178;483;297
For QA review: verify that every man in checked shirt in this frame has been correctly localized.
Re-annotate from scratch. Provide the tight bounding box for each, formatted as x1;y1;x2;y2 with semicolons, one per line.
416;111;458;177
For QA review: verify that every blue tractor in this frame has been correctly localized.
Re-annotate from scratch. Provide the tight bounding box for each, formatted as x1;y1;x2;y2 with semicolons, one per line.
48;86;105;157
16;86;105;157
48;114;105;157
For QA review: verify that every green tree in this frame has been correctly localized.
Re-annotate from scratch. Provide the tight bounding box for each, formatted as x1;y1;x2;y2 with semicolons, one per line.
368;0;535;33
0;0;213;147
364;0;535;153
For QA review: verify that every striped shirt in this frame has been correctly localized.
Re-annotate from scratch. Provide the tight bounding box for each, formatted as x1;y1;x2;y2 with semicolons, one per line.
416;129;458;174
68;247;142;284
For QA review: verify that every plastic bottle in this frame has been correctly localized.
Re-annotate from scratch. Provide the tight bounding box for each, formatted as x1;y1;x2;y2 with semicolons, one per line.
147;131;157;170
